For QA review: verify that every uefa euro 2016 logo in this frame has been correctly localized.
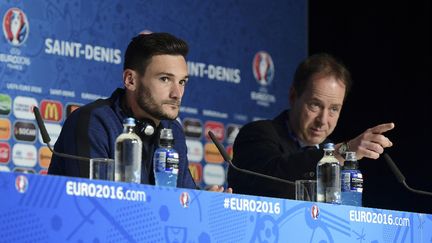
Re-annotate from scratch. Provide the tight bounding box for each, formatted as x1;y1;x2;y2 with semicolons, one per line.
15;175;29;193
2;8;29;46
252;51;275;86
311;204;319;220
179;192;190;208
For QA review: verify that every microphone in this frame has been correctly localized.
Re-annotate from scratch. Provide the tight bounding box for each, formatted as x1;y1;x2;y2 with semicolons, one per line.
383;153;432;196
33;106;92;162
207;131;295;186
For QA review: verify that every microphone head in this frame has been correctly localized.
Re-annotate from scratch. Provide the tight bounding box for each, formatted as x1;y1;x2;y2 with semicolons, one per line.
383;153;406;183
208;131;232;162
33;106;51;144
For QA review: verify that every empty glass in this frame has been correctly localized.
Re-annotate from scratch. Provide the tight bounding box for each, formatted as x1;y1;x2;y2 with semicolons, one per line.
295;179;317;202
89;158;114;181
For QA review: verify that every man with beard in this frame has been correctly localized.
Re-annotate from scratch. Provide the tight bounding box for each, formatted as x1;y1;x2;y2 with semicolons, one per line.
49;33;227;191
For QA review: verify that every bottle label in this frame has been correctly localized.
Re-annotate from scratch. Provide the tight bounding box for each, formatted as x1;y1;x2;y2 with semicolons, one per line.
114;135;142;183
341;170;363;193
166;151;179;175
154;151;167;172
317;161;341;204
154;149;179;174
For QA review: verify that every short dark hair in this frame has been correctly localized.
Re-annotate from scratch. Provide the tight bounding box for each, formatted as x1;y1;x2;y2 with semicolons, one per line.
292;53;352;99
123;32;189;74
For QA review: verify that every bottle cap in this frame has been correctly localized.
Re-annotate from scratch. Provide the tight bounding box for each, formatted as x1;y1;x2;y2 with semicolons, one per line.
345;151;357;161
123;117;136;127
323;143;335;150
160;128;174;140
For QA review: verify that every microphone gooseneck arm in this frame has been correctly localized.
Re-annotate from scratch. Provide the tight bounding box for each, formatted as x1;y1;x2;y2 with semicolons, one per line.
208;131;295;186
33;106;51;144
383;153;432;196
33;106;92;162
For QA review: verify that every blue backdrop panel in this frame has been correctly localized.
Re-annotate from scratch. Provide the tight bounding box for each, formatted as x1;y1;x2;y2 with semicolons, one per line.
0;0;307;188
1;172;431;242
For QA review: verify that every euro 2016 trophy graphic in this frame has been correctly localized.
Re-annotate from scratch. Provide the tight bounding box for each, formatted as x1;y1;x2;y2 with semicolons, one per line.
252;51;274;86
3;8;29;46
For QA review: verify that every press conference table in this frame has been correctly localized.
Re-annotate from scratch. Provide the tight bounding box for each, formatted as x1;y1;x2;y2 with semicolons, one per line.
0;171;431;242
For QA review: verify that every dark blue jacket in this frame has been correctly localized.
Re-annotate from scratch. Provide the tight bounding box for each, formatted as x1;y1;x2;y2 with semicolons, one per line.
48;88;196;189
228;110;327;199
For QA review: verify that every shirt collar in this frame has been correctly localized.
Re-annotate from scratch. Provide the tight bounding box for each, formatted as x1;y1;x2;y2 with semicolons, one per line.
285;113;319;149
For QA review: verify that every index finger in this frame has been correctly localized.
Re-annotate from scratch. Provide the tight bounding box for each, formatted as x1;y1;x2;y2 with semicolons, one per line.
370;122;395;134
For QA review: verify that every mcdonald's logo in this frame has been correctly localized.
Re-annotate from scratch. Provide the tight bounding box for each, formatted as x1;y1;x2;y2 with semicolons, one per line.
40;100;63;122
188;162;202;183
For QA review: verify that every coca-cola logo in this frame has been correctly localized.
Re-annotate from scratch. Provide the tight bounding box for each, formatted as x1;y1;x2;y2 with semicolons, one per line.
0;142;10;163
204;121;224;142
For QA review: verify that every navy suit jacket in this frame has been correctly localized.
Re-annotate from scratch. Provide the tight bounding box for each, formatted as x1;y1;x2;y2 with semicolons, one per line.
227;110;328;199
48;88;196;189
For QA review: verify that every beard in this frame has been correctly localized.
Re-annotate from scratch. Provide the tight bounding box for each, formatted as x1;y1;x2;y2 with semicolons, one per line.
135;81;180;121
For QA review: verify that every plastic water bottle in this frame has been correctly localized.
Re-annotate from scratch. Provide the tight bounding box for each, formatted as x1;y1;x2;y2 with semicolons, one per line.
317;143;341;204
114;118;142;183
153;128;179;187
341;151;363;206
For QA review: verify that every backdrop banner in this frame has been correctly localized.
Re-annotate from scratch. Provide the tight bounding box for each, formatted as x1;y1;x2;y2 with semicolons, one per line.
0;0;307;188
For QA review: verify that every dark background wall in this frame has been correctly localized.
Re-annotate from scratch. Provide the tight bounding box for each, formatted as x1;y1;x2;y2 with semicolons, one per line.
309;1;431;213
